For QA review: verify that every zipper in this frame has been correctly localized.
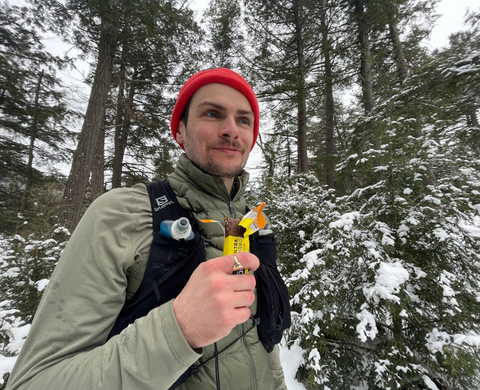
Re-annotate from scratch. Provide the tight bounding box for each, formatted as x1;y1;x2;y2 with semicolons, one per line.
229;200;234;215
242;321;257;388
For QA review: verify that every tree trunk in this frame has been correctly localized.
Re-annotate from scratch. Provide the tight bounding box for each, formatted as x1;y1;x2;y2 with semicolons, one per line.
20;70;44;214
255;132;275;178
111;62;126;188
61;15;118;231
320;0;335;188
293;0;309;173
112;68;137;188
467;111;479;127
389;23;408;84
354;0;374;114
90;123;105;200
467;111;480;158
287;134;293;178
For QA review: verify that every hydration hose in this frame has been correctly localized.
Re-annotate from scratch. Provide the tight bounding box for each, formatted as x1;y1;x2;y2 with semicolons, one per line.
193;317;260;389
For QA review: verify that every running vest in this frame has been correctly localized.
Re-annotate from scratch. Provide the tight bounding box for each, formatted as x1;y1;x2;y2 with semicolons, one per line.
108;181;291;385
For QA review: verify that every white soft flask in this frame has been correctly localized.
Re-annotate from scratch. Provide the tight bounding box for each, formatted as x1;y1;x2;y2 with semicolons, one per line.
160;217;194;241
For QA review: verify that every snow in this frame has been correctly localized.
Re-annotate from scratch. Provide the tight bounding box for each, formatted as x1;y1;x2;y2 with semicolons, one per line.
423;195;442;205
36;279;49;292
425;328;452;354
433;227;449;241
279;341;307;390
7;323;31;354
363;262;410;304
0;309;30;382
301;249;324;271
356;309;378;342
329;212;359;230
4;267;20;277
460;222;480;238
422;375;440;390
0;356;17;382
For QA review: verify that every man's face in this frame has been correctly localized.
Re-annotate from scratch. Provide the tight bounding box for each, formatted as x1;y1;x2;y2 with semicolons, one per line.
176;83;255;180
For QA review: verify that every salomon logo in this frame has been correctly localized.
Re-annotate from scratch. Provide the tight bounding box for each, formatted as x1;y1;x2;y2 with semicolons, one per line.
155;195;174;211
156;196;168;207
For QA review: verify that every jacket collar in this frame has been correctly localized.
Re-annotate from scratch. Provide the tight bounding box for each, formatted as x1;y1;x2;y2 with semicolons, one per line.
173;153;249;202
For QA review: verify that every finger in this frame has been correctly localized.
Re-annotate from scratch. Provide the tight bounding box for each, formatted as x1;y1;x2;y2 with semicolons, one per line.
231;306;253;325
227;273;256;292
207;252;259;275
233;251;260;272
231;290;256;308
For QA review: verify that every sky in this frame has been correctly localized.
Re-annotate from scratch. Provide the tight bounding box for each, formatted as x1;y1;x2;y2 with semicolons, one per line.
10;0;479;61
426;0;478;49
8;0;479;53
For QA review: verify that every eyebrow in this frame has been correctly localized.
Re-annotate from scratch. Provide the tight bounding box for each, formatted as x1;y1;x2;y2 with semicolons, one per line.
198;101;254;117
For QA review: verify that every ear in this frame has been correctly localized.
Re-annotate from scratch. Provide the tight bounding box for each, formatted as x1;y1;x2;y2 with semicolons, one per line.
176;121;186;145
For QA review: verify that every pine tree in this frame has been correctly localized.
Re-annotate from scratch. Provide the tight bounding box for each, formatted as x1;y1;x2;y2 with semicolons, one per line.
246;4;480;389
0;1;75;232
28;0;203;230
257;101;480;388
203;0;243;69
108;0;202;187
0;184;70;324
430;10;480;159
243;0;327;174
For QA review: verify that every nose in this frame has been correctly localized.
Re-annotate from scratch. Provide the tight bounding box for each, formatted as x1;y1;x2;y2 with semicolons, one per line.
219;115;239;139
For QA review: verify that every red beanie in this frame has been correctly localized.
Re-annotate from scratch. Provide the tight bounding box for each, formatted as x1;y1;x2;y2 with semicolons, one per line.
170;68;259;151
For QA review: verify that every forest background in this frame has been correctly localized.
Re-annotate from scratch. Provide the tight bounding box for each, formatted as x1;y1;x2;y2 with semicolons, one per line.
1;0;480;389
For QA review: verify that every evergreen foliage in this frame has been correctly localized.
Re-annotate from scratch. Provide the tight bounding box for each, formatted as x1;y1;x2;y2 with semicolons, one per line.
255;140;480;388
0;184;69;361
203;0;243;68
248;7;480;389
0;2;76;232
106;0;204;187
242;0;328;174
26;0;204;230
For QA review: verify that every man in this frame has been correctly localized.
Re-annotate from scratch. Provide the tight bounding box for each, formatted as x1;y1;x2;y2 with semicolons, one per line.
7;68;287;390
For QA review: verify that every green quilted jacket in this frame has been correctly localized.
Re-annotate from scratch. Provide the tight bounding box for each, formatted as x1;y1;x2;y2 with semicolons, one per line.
7;154;286;390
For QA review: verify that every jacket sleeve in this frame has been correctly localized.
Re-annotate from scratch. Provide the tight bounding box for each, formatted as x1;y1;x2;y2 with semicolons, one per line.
268;345;287;390
7;186;202;390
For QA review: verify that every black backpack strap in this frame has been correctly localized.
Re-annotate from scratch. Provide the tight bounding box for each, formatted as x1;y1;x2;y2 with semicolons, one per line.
107;181;205;340
250;230;291;352
146;181;190;232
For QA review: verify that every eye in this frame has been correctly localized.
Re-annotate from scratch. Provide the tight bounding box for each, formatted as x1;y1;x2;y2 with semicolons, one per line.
238;117;250;125
205;111;218;118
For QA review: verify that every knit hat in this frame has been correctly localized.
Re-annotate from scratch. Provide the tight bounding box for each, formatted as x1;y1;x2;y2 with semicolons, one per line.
170;68;259;150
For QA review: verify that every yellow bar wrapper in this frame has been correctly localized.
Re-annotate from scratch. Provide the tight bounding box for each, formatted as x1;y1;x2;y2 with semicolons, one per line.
239;202;266;238
223;202;267;274
224;236;245;255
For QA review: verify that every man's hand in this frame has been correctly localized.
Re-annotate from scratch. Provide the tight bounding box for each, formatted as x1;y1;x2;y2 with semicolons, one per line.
172;251;259;350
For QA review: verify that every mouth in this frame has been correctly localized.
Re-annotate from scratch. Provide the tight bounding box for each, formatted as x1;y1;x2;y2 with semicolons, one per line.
210;142;244;155
216;146;240;153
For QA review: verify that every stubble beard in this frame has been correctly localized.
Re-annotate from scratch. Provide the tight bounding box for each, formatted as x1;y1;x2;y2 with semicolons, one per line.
199;155;245;179
184;130;247;178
